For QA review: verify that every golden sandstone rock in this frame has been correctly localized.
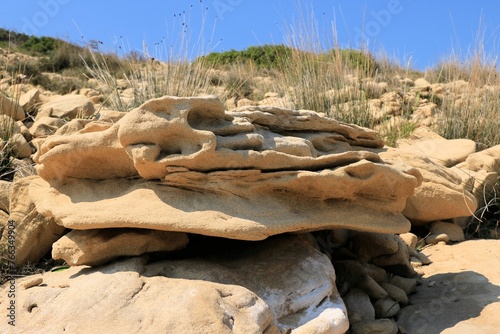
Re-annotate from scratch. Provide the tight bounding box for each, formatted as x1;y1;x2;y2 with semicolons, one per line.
31;95;422;239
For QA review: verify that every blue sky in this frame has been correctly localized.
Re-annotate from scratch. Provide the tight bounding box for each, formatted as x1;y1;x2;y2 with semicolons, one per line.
1;0;499;69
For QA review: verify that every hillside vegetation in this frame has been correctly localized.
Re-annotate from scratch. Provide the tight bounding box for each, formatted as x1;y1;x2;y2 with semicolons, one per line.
1;28;500;148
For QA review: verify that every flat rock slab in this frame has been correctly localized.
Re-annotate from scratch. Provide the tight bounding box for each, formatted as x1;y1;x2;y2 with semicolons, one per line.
30;173;413;240
397;240;500;334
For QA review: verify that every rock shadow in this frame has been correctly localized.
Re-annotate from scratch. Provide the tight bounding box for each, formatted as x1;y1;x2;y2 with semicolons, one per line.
397;270;500;334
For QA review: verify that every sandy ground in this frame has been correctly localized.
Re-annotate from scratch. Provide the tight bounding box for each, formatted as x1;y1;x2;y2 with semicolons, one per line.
397;240;500;334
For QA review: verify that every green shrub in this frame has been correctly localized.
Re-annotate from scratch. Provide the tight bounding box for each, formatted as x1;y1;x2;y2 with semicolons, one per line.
199;44;292;68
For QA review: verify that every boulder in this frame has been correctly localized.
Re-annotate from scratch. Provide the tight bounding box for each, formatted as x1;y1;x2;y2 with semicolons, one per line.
31;95;422;238
429;221;465;242
351;319;399;334
0;180;11;213
0;93;25;120
380;148;477;224
37;94;95;120
8;258;279;334
457;144;500;174
52;228;189;266
397;136;476;167
7;235;350;333
11;158;37;181
9;133;32;158
380;282;408;304
139;235;350;333
374;298;400;318
414;78;431;90
399;232;418;249
19;88;40;111
343;288;376;324
0;176;65;265
29;116;66;138
451;167;498;208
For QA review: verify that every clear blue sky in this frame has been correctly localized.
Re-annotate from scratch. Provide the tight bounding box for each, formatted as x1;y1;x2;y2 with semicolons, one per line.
1;0;499;69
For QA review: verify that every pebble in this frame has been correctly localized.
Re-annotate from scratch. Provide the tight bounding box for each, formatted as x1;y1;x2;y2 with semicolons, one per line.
350;319;398;334
22;277;43;289
374;298;400;318
425;233;450;245
389;275;417;295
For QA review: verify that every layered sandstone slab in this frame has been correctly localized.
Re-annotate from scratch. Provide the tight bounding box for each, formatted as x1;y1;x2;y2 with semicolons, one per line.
31;95;422;237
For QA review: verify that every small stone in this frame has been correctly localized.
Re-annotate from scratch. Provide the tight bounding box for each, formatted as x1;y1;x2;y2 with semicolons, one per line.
0;93;25;120
12;158;37;182
22;277;43;289
38;94;94;120
415;251;431;265
9;133;32;158
0;180;11;213
374;298;400;318
414;78;431;89
352;232;400;262
29;116;66;138
380;282;408;305
415;268;425;276
399;232;417;248
19;88;40;111
351;319;399;334
410;256;423;268
343;288;375;324
389;276;417;295
425;233;450;245
329;229;350;246
365;264;388;283
430;221;465;242
358;275;388;300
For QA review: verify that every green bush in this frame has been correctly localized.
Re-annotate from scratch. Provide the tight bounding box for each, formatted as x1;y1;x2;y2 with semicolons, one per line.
199;44;292;68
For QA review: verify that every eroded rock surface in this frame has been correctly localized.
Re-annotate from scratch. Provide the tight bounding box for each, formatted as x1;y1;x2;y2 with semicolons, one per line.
52;228;189;266
5;258;278;334
31;95;421;238
3;235;349;334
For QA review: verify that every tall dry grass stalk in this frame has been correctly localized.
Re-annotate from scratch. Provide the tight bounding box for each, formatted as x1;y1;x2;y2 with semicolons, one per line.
84;5;218;112
429;20;500;147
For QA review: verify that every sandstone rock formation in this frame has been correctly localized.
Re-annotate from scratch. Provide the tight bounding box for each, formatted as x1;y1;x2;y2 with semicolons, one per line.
7;235;349;334
52;228;189;266
30;95;422;240
0;176;65;265
37;94;95;120
9;258;278;334
380;148;477;224
0;93;25;120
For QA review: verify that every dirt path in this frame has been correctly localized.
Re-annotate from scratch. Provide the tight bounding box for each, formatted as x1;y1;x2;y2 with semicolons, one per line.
397;240;500;334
